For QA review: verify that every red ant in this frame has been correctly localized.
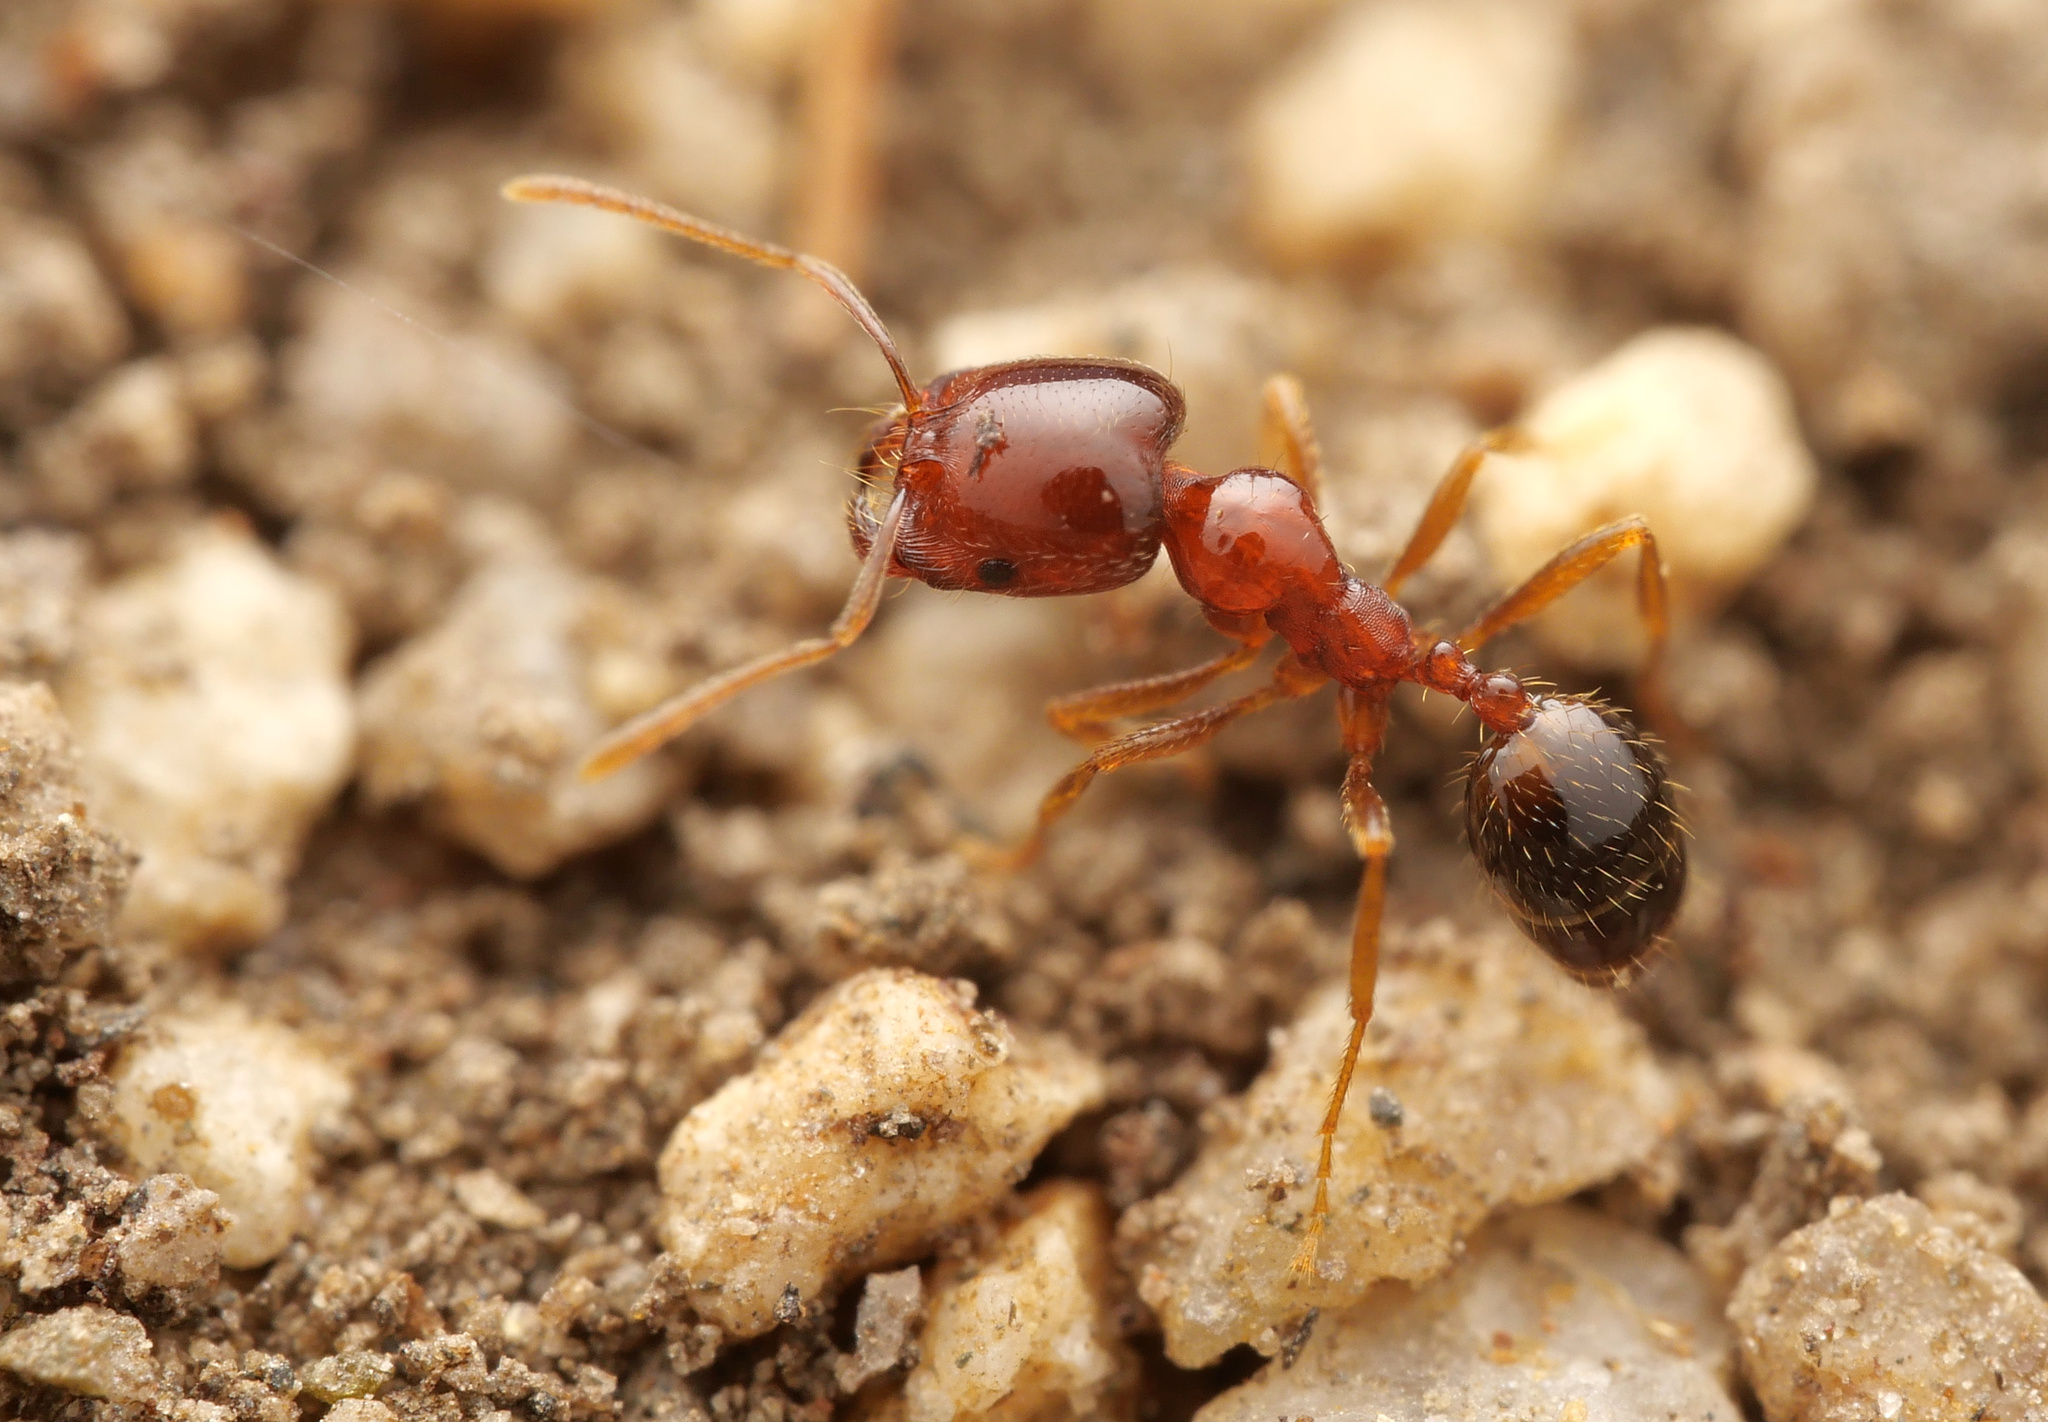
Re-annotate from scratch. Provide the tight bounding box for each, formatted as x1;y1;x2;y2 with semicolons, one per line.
502;175;1687;1271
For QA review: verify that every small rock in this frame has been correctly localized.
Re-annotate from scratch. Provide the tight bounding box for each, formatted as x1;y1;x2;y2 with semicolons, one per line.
29;356;198;519
451;1168;548;1231
897;1181;1137;1422
0;528;88;679
1196;1207;1738;1422
836;1266;923;1394
1730;1193;2048;1421
58;522;355;954
1241;0;1575;262
0;1305;156;1404
356;511;677;877
654;967;1105;1339
0;208;130;399
299;1351;398;1404
102;1002;354;1267
1472;327;1818;666
0;681;130;982
107;1173;228;1305
1121;920;1678;1367
326;1401;397;1422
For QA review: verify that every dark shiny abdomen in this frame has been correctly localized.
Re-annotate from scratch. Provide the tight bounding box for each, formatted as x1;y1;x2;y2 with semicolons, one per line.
1465;697;1685;981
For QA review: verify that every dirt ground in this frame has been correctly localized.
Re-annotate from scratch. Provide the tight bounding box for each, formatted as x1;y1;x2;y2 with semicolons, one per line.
4;0;2048;1418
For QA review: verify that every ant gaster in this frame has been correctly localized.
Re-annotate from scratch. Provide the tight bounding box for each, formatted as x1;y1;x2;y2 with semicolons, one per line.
503;175;1688;1272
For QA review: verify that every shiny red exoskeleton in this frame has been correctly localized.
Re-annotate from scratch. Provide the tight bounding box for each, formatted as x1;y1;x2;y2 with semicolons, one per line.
504;175;1685;1271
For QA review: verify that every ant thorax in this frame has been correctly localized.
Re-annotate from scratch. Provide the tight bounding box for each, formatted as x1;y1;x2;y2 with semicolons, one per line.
850;357;1182;597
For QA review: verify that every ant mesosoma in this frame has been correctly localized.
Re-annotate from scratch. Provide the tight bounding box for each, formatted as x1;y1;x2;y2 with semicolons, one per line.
502;174;1687;1271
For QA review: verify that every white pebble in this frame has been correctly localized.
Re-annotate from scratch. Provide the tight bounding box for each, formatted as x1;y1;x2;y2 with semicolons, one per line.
59;522;355;954
655;968;1105;1339
355;508;678;878
1242;0;1574;262
102;1002;353;1267
1197;1207;1737;1422
1472;326;1818;665
1122;920;1677;1367
903;1181;1136;1422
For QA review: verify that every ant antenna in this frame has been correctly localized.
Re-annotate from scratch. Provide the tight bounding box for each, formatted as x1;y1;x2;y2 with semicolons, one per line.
502;175;923;413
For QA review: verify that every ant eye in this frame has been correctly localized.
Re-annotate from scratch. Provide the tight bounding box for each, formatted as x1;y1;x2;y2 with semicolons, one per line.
977;558;1018;587
1465;696;1685;982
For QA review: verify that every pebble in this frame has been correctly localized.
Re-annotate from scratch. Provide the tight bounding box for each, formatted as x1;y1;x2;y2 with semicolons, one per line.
0;207;130;397
1197;1206;1738;1422
1241;0;1574;262
0;1305;156;1404
102;1002;354;1267
58;522;354;953
0;682;130;983
28;356;198;519
0;528;88;679
1472;326;1819;666
355;508;678;878
1121;920;1678;1367
654;967;1105;1340
1730;1193;2048;1422
897;1181;1136;1422
106;1173;229;1306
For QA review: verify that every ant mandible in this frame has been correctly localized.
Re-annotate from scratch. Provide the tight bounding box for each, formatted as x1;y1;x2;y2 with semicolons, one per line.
502;175;1687;1272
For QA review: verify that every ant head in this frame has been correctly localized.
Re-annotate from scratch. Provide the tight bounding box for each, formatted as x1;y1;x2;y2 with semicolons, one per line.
850;357;1184;597
1464;695;1685;982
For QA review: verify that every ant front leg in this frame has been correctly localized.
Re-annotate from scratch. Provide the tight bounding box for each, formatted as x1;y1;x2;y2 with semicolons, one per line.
1456;515;1674;731
1259;374;1324;507
983;652;1326;871
1292;683;1394;1276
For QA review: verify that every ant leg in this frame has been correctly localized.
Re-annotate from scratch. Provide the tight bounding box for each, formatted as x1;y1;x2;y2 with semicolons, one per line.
988;653;1326;870
1259;374;1324;507
1456;515;1673;728
1380;427;1532;598
1045;635;1268;746
579;489;911;780
1292;685;1394;1276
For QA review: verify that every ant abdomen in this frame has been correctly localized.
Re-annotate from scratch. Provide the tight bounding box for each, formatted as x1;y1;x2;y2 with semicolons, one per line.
1465;696;1685;982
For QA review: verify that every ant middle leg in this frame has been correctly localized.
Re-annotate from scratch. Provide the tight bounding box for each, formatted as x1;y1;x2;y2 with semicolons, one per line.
1456;515;1674;728
1045;633;1268;746
1259;374;1324;506
986;652;1327;870
1292;684;1394;1276
1381;427;1532;597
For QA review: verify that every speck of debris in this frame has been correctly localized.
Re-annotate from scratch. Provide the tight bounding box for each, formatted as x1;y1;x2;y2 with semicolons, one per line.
1368;1086;1405;1128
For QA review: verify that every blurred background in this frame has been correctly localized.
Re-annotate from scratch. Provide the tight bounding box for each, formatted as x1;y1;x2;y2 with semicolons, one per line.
6;0;2048;1414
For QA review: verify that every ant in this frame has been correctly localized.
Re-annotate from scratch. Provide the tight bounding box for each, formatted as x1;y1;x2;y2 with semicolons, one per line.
502;174;1687;1272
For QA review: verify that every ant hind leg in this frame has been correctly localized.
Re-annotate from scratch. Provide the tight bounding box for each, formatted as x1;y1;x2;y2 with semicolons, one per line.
1293;686;1394;1276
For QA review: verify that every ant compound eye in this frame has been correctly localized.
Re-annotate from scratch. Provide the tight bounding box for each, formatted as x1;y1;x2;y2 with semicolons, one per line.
976;558;1018;587
1465;697;1685;982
